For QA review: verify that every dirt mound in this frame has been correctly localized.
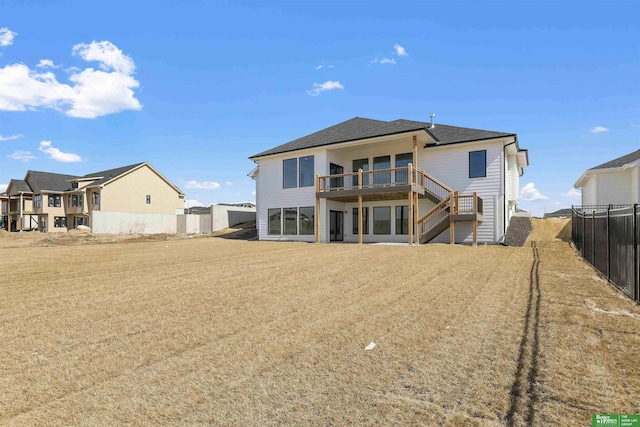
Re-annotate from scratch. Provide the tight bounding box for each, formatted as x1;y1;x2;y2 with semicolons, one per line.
211;221;257;240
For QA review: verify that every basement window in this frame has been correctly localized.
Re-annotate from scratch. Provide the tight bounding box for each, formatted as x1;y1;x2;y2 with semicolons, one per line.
268;208;281;235
373;206;391;235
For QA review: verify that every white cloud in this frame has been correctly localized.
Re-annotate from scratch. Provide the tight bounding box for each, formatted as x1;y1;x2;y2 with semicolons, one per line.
36;59;59;69
371;57;396;65
225;181;233;186
589;126;609;134
0;39;141;118
0;133;23;141
184;199;204;208
73;41;135;74
520;182;549;201
315;64;323;70
306;80;344;96
184;180;221;190
0;28;17;47
38;140;82;162
562;188;581;199
251;190;256;196
9;150;36;162
393;43;408;56
0;183;7;192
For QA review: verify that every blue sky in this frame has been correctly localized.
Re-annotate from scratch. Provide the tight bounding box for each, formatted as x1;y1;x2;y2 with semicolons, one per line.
0;0;638;217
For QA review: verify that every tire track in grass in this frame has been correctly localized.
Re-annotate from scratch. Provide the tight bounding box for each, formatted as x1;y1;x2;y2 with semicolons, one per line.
506;241;542;427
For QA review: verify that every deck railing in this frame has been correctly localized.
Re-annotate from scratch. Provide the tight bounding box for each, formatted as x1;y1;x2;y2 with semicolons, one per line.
318;166;412;192
317;165;455;197
417;193;453;238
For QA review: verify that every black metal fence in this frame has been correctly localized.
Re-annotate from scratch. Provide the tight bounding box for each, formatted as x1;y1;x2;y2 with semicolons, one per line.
572;205;639;302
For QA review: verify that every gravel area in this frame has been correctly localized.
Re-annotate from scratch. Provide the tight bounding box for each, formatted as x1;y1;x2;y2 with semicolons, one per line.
504;216;533;246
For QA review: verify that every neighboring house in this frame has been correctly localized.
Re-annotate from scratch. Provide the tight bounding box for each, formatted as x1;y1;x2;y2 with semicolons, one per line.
2;179;37;232
249;117;529;244
574;149;640;206
25;170;83;233
1;162;185;234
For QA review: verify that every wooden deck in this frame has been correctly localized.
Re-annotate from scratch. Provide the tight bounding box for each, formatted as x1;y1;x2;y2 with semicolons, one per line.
315;164;484;245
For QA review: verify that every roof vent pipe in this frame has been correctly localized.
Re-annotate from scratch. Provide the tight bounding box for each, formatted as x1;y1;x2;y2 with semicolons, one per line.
430;112;436;129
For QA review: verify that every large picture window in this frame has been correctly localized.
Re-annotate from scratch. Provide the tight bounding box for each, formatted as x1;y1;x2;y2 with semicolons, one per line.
352;158;369;187
373;156;391;185
395;153;413;183
283;158;297;189
34;195;42;209
268;208;281;235
352;207;369;235
299;207;315;235
469;150;487;178
396;205;409;235
373;206;391;234
283;208;297;235
299;156;314;187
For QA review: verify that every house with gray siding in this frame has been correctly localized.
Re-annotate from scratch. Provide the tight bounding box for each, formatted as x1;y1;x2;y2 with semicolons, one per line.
249;117;529;244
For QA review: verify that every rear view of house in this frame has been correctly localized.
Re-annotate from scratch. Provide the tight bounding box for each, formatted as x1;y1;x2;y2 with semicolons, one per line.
249;117;528;244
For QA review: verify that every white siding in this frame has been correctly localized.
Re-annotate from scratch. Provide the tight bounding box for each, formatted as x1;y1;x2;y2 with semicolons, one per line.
581;176;597;205
421;140;506;243
256;150;325;242
594;169;635;205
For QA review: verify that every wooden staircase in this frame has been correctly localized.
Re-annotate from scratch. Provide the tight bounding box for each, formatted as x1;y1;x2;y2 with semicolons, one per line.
416;174;483;244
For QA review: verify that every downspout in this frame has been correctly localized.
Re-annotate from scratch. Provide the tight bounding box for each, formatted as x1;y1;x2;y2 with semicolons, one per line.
19;192;24;232
502;140;517;242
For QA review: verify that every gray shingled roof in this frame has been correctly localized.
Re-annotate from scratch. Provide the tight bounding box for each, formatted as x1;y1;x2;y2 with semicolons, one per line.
10;179;32;193
590;149;640;170
27;170;80;193
80;162;145;187
250;117;515;158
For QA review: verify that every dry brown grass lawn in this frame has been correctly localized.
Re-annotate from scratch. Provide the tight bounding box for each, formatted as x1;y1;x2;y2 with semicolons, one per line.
1;219;638;426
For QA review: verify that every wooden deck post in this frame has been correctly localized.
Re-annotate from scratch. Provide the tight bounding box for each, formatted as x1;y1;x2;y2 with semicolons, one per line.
414;191;419;244
473;192;478;246
450;192;457;245
315;174;320;243
408;163;413;245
